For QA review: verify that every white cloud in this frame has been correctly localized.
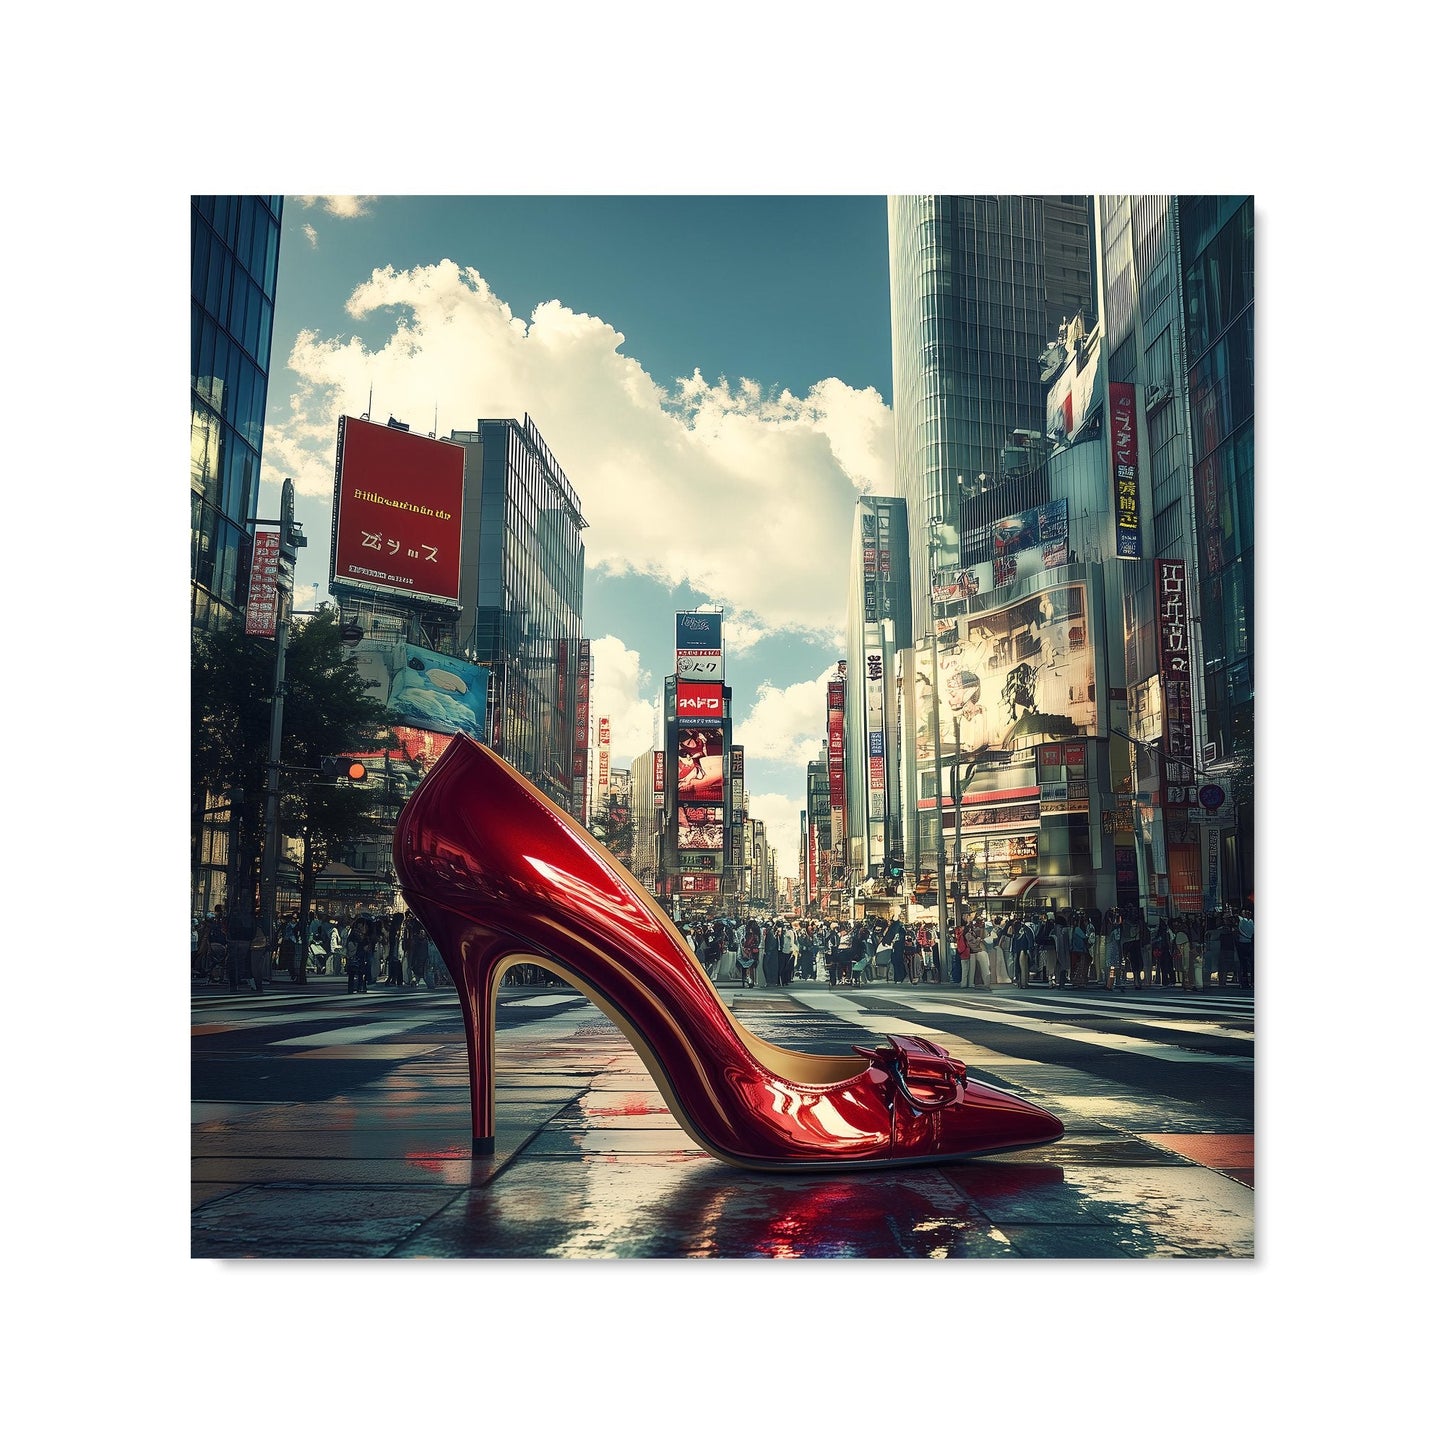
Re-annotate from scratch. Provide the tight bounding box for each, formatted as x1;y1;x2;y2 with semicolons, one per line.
302;223;318;248
734;664;835;768
590;634;658;766
263;261;894;646
296;195;376;219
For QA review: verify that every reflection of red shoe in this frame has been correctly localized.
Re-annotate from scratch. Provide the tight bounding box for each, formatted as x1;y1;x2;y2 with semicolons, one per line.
395;736;1063;1168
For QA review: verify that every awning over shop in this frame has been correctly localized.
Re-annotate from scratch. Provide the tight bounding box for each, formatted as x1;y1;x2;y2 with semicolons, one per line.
999;874;1091;899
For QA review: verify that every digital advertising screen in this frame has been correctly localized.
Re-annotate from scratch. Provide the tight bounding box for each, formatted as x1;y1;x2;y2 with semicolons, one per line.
917;580;1099;762
677;726;725;803
350;640;489;738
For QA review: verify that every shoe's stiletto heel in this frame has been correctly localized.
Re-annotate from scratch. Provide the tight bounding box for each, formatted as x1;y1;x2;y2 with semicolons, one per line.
395;735;1063;1170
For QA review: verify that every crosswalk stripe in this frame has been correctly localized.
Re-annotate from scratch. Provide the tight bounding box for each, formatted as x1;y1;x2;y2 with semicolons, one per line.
793;990;1251;1069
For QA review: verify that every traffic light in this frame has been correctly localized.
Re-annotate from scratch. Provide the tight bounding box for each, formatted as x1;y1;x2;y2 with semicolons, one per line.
321;756;368;782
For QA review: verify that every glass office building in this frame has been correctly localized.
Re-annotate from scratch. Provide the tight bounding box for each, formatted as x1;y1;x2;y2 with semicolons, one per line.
190;195;284;633
190;196;284;916
888;195;1095;636
1179;196;1253;766
449;416;588;811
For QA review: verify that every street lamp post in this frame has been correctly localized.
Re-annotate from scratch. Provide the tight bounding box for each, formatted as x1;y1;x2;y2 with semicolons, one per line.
256;479;305;963
927;517;947;943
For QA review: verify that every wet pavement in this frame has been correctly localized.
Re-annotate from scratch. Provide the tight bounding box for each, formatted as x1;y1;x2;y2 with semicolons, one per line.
192;976;1254;1259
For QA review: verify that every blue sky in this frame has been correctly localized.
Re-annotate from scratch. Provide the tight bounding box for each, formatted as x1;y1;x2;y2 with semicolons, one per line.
259;194;896;859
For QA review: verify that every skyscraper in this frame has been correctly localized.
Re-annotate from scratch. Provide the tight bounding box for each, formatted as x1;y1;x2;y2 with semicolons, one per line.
190;196;285;633
887;195;1098;911
448;416;589;812
888;195;1095;633
191;196;285;915
1097;195;1253;909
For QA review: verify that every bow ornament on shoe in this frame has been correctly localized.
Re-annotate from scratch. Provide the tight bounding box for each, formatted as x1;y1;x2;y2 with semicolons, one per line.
853;1035;968;1112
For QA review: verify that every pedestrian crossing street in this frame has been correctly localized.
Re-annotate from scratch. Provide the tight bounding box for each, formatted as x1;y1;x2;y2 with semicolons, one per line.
193;980;1253;1061
792;987;1253;1067
193;981;1254;1181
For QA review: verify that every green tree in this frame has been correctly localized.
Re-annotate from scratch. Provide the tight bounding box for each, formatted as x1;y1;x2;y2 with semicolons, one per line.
192;605;395;920
590;803;635;864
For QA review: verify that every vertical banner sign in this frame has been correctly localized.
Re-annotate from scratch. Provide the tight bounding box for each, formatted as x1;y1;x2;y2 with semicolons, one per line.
1156;559;1201;910
653;750;666;808
865;648;885;821
597;718;611;802
1204;827;1220;912
1110;382;1141;558
827;680;846;807
245;529;282;637
730;744;746;893
574;640;591;819
1114;844;1140;910
862;508;878;624
1155;560;1194;766
675;612;724;681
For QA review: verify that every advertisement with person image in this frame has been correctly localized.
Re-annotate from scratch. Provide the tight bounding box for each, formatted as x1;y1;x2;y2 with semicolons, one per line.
677;727;725;802
934;581;1098;758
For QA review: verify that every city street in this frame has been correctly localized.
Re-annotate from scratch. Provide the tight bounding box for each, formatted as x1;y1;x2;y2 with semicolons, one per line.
192;973;1254;1259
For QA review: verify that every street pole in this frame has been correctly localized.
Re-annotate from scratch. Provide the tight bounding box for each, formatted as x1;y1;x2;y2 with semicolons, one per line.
257;480;303;968
951;715;962;982
926;518;948;959
258;597;289;959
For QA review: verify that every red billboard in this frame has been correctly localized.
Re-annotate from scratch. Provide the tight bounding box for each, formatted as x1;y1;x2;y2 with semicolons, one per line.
332;416;465;605
573;639;591;820
677;681;724;722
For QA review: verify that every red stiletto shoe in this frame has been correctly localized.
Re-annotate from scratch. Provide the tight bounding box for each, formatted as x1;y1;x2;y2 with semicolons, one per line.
394;735;1063;1169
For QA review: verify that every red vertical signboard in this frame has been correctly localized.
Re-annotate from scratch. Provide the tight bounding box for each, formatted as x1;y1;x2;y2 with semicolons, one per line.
574;639;591;821
827;679;846;857
596;717;611;802
245;529;282;637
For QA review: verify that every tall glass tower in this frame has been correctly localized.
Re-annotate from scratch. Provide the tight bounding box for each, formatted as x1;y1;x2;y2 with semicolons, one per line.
888;195;1094;634
448;416;588;811
190;195;284;633
190;196;284;916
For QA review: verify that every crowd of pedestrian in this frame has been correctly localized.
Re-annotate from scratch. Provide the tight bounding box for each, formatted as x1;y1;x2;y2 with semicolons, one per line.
194;899;1254;996
672;905;1255;993
939;904;1256;991
192;904;448;993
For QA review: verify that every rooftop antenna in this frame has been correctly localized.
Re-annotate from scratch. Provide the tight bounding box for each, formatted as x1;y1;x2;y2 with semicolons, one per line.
361;384;373;423
431;401;438;440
